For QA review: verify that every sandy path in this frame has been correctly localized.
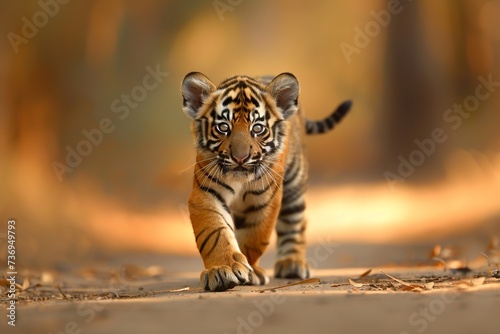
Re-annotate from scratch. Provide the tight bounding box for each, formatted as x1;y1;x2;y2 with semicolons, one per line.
2;265;500;334
4;276;499;334
2;242;499;334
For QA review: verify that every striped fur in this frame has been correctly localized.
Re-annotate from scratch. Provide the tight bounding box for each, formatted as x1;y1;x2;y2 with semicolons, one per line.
182;72;351;291
306;100;351;134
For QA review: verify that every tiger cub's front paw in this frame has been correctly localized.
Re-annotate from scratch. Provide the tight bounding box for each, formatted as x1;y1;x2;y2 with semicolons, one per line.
247;265;270;286
274;256;310;279
200;252;253;292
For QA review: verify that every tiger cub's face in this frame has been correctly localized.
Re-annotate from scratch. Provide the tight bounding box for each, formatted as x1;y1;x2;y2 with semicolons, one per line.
182;72;300;179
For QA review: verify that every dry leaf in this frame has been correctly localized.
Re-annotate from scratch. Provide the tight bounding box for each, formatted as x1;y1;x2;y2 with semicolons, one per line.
259;278;320;292
358;269;372;278
349;278;364;288
401;285;423;292
422;282;435;290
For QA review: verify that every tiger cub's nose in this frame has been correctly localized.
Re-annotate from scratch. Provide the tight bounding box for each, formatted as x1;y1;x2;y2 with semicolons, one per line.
231;152;250;165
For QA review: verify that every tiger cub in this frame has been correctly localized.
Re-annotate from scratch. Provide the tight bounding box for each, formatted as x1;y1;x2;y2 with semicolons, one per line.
181;72;351;291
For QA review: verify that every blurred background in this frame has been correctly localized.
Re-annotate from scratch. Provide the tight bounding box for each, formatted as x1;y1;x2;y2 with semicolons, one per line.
0;0;499;269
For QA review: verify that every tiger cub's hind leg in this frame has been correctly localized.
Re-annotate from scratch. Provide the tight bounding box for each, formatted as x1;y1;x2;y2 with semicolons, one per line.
274;157;310;279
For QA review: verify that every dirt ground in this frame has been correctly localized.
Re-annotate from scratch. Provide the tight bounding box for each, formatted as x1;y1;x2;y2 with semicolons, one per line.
1;240;500;334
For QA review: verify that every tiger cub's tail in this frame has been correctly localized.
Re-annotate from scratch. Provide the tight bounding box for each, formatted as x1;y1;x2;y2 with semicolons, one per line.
305;100;352;135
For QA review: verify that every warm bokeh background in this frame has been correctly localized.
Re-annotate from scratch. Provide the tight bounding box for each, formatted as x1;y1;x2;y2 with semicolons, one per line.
1;0;499;268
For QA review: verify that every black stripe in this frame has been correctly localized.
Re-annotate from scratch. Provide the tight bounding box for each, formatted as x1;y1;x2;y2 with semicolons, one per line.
335;100;352;116
280;217;302;225
277;227;305;237
195;227;208;243
221;108;231;118
278;237;304;248
281;248;300;255
206;139;221;149
282;185;305;204
243;182;272;201
263;121;284;154
219;79;238;90
243;184;279;214
234;216;248;229
221;87;236;98
197;208;234;232
284;159;300;185
199;226;224;255
264;140;276;154
244;80;264;90
196;178;230;212
306;121;315;134
315;121;326;133
332;111;343;122
279;203;305;216
245;86;262;100
196;120;205;147
205;229;223;258
324;116;335;130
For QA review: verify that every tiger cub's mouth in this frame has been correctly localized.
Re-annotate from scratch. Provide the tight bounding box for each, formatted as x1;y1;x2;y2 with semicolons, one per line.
232;166;248;172
222;163;255;177
217;159;259;178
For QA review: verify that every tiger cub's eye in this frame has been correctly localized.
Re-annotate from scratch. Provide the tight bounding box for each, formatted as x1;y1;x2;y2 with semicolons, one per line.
251;124;266;135
216;123;230;134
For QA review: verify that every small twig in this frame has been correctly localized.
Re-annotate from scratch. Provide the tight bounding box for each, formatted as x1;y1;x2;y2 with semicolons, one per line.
381;271;434;290
168;287;190;293
57;285;71;300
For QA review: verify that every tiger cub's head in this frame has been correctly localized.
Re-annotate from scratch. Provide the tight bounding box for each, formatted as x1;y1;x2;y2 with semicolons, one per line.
182;72;299;179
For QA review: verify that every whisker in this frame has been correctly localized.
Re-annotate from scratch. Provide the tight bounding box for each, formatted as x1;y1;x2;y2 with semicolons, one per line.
179;156;217;174
270;160;286;172
200;160;219;189
259;166;265;190
263;163;284;182
194;159;217;177
261;163;281;190
195;161;217;187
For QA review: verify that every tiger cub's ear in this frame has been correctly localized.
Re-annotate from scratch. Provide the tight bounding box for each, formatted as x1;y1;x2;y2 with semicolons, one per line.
181;72;216;119
266;73;300;119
